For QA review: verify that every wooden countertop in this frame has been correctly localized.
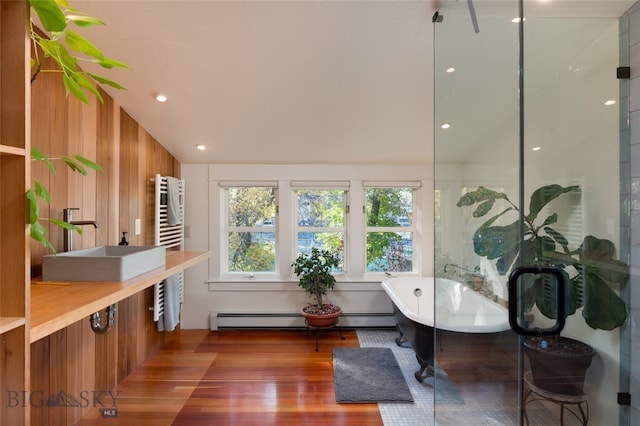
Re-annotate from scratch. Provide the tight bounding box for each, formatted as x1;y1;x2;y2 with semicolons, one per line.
30;250;209;343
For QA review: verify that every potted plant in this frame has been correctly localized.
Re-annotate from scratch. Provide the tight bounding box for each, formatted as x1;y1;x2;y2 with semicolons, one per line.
291;248;342;327
457;184;629;395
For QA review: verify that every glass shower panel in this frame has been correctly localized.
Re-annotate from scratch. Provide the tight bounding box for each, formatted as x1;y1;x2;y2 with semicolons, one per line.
434;1;628;425
434;3;521;424
520;13;626;426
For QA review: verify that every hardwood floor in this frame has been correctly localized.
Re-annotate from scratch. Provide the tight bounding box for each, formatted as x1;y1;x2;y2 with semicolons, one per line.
78;329;383;425
77;328;562;426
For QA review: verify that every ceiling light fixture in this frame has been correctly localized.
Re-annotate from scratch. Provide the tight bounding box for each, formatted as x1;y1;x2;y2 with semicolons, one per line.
196;144;206;151
604;100;616;106
154;93;168;103
441;123;451;129
446;67;456;73
532;146;542;151
512;17;526;23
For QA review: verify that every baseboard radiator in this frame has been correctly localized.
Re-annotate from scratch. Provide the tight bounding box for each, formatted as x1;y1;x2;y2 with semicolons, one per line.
210;312;396;330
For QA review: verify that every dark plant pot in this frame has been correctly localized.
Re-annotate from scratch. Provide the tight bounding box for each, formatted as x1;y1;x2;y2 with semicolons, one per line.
301;306;342;327
523;336;595;395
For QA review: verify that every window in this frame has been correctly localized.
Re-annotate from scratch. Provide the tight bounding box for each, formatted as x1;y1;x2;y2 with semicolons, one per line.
295;187;346;271
209;165;427;281
365;186;416;273
224;185;277;274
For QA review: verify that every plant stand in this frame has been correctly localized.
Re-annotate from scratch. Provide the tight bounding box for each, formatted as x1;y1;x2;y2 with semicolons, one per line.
523;371;588;425
304;319;345;351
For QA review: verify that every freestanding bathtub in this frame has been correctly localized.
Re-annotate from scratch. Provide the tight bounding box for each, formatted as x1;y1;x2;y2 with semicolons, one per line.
381;277;510;382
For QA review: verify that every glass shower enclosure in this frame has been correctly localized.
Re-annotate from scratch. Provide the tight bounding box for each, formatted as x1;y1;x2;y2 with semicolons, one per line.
433;0;631;424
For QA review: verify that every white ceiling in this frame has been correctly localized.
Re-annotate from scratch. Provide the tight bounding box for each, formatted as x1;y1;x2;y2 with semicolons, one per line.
69;0;635;165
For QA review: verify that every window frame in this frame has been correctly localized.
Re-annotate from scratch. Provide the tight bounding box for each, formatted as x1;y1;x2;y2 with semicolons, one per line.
292;183;349;273
362;183;421;276
219;182;279;280
207;165;430;282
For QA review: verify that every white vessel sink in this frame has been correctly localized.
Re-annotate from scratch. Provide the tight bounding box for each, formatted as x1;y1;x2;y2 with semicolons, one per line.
42;245;166;282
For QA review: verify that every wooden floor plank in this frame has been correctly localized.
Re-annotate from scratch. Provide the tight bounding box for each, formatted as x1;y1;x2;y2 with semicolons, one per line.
79;329;383;425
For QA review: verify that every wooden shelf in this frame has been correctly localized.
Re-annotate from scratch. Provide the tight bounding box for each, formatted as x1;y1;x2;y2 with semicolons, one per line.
0;317;26;335
30;250;209;343
0;144;26;156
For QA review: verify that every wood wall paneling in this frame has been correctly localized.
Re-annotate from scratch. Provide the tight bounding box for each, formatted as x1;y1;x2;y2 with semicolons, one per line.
30;65;181;422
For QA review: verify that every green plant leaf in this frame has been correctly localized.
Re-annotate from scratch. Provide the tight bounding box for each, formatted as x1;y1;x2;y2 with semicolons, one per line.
87;73;127;90
582;271;627;330
62;155;87;175
527;184;579;223
30;220;46;241
578;235;629;286
49;218;81;234
26;189;39;225
74;155;103;172
472;221;518;260
31;147;57;175
65;30;104;60
473;199;495;218
34;179;51;203
96;57;129;70
62;73;89;104
39;39;78;74
30;0;67;32
65;14;105;27
71;72;102;101
539;213;558;228
543;225;569;251
456;186;507;209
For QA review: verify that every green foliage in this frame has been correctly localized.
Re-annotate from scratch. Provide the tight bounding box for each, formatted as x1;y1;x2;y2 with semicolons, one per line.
227;187;276;271
26;1;122;253
27;148;103;253
365;188;413;272
29;0;128;103
291;248;341;307
457;184;629;331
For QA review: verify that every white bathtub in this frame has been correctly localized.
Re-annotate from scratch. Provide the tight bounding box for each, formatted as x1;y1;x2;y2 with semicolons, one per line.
382;277;510;333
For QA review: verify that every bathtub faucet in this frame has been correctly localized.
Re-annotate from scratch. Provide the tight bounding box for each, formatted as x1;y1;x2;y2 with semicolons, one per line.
444;263;488;292
443;263;477;276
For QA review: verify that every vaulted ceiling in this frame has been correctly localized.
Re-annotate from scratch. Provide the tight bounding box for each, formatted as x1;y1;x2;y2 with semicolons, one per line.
68;0;634;165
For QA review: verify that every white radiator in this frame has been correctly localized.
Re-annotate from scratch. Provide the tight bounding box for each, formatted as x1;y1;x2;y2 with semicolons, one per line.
153;174;185;322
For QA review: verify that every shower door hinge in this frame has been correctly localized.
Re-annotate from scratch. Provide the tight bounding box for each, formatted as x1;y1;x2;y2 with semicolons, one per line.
345;205;350;214
432;11;443;23
617;392;631;406
617;66;631;79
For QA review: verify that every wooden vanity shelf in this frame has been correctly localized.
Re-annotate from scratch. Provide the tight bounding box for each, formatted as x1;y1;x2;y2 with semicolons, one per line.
0;317;26;335
30;250;209;343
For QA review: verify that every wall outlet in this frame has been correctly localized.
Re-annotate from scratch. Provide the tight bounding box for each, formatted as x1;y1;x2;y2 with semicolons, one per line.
134;218;141;235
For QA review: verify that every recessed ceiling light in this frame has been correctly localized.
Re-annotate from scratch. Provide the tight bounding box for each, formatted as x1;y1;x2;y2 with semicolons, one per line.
441;123;451;129
532;146;542;151
446;67;456;73
155;93;168;103
604;100;616;106
196;144;206;151
512;17;526;23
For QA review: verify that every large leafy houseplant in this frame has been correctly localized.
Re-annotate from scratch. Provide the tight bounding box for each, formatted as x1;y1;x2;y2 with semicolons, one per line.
291;248;342;318
27;0;127;252
457;184;628;331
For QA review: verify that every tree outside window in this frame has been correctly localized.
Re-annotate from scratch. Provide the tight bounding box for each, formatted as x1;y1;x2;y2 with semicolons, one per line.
295;189;345;271
365;187;414;272
226;187;277;272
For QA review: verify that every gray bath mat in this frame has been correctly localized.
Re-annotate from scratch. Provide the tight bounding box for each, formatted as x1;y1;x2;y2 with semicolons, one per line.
356;329;464;405
333;347;414;403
